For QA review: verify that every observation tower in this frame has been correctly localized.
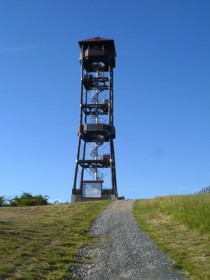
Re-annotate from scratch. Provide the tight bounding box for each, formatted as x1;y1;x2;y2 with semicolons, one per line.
72;36;117;202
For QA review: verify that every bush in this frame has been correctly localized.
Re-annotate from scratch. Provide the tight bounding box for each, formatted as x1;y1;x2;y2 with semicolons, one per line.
9;192;49;207
0;196;7;207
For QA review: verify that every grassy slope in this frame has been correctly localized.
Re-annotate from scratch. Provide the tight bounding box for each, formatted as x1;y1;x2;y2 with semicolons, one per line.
0;201;111;279
1;195;210;279
133;194;210;280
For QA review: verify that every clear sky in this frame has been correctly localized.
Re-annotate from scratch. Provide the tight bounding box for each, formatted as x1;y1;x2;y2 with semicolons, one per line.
0;0;210;202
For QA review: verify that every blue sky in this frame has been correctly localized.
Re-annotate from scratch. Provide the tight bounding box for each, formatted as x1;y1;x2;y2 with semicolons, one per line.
0;0;210;201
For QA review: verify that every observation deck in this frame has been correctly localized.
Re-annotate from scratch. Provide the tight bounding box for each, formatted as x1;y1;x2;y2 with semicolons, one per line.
78;124;115;142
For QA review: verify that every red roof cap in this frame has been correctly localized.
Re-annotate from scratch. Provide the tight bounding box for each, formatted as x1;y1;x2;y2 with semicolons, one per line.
81;36;113;42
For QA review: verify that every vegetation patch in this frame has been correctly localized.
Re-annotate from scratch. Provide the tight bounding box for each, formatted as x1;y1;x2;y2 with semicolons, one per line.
133;194;210;280
0;192;50;207
0;201;111;279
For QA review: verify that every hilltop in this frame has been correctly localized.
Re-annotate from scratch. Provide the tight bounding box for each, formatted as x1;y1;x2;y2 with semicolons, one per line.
0;194;210;279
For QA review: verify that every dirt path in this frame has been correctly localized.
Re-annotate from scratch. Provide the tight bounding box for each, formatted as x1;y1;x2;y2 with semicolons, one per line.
72;200;189;280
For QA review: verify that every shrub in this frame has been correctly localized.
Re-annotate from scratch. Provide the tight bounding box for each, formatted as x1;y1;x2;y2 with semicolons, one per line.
9;192;49;207
0;196;7;207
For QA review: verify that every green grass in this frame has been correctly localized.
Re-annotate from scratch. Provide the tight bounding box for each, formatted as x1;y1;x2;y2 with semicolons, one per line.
133;194;210;280
0;201;111;279
157;194;210;234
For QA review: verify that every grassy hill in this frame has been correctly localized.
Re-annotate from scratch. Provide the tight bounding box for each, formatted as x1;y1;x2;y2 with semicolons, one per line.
1;194;210;279
0;201;111;279
133;194;210;280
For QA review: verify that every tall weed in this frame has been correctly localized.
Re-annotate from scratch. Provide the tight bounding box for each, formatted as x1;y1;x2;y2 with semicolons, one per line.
157;194;210;233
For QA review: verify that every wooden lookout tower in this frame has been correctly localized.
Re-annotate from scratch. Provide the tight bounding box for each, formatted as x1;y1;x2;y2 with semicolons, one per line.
72;36;118;202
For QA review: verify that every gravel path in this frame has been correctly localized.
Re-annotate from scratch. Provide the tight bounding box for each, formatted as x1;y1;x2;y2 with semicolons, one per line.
72;200;189;280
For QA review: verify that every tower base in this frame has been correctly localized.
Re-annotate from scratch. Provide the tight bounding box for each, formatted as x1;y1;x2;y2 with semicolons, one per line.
71;189;117;203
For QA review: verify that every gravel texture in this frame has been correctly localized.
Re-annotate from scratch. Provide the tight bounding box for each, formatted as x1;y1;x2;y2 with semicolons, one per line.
72;200;189;280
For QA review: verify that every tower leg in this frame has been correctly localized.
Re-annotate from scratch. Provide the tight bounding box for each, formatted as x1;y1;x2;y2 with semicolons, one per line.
72;136;82;193
80;141;86;187
110;137;117;196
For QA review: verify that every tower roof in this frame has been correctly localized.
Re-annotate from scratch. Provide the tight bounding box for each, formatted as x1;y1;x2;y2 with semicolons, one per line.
79;36;113;42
